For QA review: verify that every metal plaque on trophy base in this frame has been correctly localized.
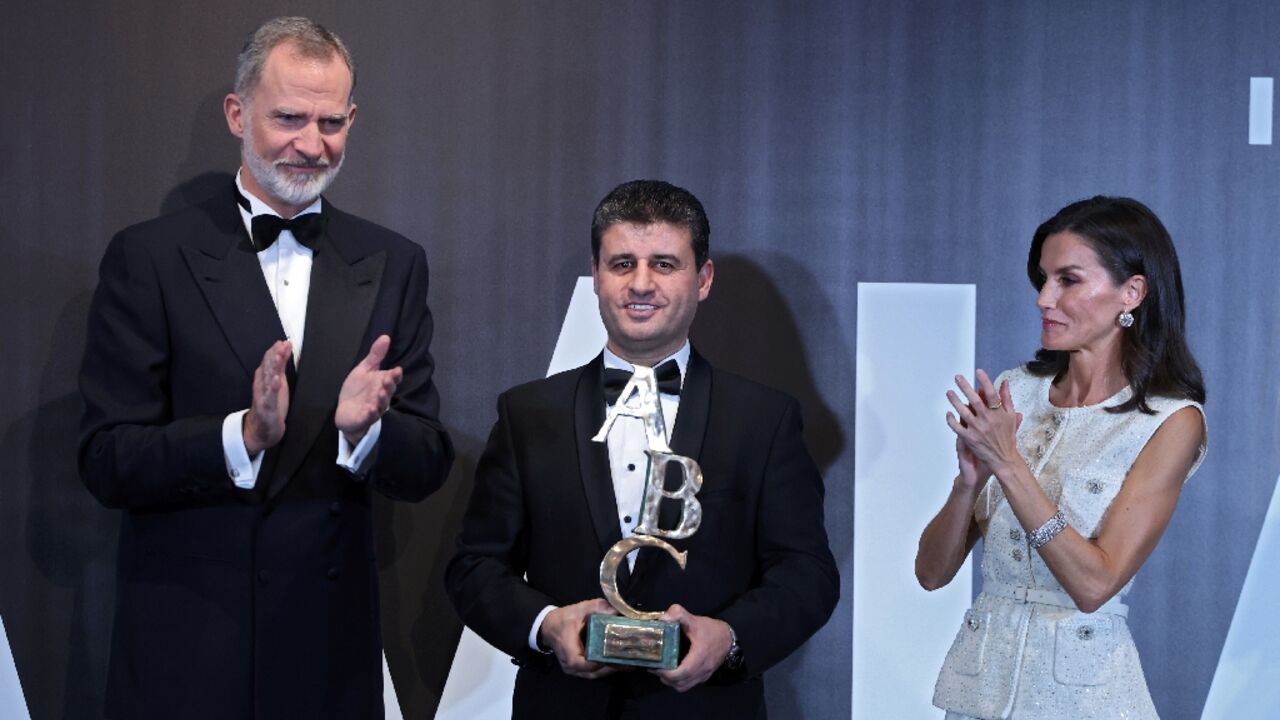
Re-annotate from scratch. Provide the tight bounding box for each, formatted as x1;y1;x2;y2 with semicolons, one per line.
583;364;704;671
585;613;681;669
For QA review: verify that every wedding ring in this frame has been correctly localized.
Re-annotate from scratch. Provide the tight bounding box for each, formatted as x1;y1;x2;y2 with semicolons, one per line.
987;401;1003;410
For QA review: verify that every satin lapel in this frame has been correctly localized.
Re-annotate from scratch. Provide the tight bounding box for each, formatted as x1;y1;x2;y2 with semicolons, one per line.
574;355;627;582
667;348;712;471
265;233;386;500
180;209;286;378
627;348;713;589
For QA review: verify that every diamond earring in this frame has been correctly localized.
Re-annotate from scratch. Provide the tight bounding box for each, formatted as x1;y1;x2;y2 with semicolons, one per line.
1117;310;1135;328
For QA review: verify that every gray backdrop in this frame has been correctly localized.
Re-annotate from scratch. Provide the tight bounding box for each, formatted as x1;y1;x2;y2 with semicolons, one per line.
3;1;1277;718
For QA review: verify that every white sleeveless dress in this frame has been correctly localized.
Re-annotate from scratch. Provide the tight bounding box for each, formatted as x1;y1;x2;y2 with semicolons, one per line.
933;367;1206;720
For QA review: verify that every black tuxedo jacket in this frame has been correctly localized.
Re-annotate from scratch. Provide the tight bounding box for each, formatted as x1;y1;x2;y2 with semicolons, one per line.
446;351;838;718
78;186;453;719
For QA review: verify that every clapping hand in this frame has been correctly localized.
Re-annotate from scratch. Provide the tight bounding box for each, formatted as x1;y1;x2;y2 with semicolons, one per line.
335;335;403;446
243;339;291;455
946;369;1022;479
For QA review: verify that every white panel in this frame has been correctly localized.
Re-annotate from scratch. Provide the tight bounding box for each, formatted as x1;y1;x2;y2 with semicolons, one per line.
547;277;608;375
0;614;30;720
438;277;606;720
1249;77;1272;146
435;627;516;720
853;283;975;719
382;652;402;720
1201;472;1280;719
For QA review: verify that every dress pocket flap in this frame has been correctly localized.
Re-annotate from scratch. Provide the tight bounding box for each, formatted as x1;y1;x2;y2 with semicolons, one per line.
948;609;992;677
1053;614;1116;686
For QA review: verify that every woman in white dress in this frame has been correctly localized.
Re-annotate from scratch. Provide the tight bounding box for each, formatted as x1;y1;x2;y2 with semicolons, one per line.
916;197;1207;719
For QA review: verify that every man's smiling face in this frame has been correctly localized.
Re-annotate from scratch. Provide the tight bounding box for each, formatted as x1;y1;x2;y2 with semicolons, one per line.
592;221;714;366
225;40;356;217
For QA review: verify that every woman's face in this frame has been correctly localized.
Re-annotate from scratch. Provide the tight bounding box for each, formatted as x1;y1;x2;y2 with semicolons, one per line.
1036;231;1143;354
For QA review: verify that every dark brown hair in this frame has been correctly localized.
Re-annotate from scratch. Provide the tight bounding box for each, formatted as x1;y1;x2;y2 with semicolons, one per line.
591;180;710;269
1026;196;1205;413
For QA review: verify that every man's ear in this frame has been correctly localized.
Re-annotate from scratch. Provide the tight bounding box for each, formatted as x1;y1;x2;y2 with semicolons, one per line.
590;256;599;294
224;93;246;138
696;258;714;302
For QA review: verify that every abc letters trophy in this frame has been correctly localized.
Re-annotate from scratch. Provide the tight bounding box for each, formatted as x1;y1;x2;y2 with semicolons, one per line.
584;364;703;670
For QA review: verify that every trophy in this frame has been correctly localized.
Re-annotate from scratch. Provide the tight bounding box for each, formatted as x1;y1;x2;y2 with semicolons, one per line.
584;364;703;670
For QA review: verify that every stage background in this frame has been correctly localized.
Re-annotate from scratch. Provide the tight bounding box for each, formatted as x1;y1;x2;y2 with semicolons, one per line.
3;1;1278;718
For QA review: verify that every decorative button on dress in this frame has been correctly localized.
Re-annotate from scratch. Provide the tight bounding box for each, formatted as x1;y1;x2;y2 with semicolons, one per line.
933;367;1207;720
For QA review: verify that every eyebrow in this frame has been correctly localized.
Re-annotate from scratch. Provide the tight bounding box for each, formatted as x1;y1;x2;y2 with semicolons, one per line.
1041;263;1086;275
267;109;349;122
603;252;683;264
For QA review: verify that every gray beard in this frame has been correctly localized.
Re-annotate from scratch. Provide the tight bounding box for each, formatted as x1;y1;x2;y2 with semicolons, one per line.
242;130;344;209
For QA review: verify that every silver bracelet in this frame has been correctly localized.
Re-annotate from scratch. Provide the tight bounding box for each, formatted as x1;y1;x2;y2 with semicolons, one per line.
1027;511;1067;549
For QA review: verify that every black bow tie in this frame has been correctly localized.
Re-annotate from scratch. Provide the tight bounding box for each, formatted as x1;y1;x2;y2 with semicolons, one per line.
603;359;682;404
250;213;326;252
235;187;326;251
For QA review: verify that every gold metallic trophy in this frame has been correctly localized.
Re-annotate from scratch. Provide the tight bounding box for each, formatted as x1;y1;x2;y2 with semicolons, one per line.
585;364;703;669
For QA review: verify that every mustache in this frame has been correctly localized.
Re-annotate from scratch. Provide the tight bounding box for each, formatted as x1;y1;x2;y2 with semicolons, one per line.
274;158;332;169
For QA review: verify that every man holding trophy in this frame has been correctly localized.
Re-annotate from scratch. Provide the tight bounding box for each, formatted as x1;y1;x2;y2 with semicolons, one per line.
446;180;839;717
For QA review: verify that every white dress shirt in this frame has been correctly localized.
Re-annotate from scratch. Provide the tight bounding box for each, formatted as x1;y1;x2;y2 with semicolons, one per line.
527;342;689;651
220;170;380;488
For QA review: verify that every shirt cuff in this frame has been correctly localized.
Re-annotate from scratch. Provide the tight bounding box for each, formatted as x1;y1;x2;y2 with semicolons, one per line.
337;418;381;475
222;409;263;489
529;605;557;653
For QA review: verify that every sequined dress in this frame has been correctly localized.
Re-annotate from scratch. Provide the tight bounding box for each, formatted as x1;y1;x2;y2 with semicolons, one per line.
932;367;1206;720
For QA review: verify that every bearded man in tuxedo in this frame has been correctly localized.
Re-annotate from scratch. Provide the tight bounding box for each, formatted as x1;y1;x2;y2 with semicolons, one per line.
78;16;453;719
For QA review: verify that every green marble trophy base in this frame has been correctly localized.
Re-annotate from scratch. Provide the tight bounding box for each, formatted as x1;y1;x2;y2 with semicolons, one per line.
585;613;680;669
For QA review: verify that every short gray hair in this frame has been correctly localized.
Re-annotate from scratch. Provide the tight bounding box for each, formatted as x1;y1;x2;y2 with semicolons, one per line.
234;17;356;103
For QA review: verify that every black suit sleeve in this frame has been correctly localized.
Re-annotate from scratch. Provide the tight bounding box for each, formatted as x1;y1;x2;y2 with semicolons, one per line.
716;397;839;678
445;392;558;662
363;244;454;501
78;231;230;509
